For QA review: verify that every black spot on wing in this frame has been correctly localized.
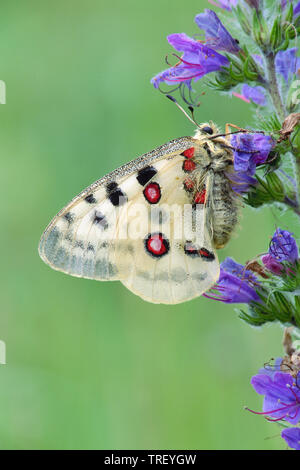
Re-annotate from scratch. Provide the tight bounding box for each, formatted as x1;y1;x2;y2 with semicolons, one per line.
199;247;215;261
85;194;96;204
184;242;215;261
184;241;200;258
136;166;157;186
106;182;118;192
106;181;127;206
93;211;108;229
75;240;84;249
64;212;74;225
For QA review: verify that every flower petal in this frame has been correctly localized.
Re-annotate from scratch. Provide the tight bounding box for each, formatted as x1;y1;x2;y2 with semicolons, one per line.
242;84;267;106
195;9;240;53
231;133;275;175
281;427;300;450
269;228;299;263
228;170;258;193
151;33;229;88
251;374;273;395
217;270;260;303
208;0;238;11
275;48;299;83
294;1;300;17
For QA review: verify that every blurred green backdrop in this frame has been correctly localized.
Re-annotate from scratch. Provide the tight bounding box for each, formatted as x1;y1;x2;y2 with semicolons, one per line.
0;0;297;450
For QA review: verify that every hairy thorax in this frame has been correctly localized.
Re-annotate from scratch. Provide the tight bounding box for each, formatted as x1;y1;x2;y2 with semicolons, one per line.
193;126;240;249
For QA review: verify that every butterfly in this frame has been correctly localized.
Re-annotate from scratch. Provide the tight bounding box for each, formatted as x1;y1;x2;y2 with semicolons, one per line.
38;122;239;304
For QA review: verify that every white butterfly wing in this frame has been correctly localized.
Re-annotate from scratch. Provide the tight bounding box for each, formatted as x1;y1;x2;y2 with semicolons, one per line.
39;137;220;304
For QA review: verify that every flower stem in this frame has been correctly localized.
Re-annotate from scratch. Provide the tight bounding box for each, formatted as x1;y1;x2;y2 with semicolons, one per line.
264;53;300;217
265;52;286;122
293;150;300;211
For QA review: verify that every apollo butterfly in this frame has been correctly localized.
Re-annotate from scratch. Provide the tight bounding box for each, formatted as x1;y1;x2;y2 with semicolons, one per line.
38;122;239;304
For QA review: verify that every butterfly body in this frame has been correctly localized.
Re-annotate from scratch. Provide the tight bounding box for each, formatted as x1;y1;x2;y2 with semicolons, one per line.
39;122;239;304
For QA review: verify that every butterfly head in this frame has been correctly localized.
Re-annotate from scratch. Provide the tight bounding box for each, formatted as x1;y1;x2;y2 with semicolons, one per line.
193;122;234;170
194;122;219;140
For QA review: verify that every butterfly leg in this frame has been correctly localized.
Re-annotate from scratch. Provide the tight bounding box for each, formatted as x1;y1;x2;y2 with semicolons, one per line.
225;123;247;139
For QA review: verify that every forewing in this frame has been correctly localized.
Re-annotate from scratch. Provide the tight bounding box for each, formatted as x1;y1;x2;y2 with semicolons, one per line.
39;137;194;280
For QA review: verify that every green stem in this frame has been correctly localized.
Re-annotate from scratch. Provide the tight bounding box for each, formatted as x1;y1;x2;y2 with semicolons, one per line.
293;150;300;209
263;52;300;217
264;52;286;122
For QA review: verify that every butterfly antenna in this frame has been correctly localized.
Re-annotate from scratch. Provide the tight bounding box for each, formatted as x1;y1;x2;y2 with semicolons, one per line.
209;129;264;140
209;129;248;140
188;106;201;128
166;95;201;129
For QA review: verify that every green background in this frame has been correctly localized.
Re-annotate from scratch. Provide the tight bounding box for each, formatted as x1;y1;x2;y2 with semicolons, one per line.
0;0;297;450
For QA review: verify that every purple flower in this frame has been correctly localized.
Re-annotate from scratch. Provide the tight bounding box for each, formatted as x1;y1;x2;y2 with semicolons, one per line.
249;370;300;424
275;48;300;83
203;257;261;303
241;84;267;106
151;33;229;89
294;1;300;17
228;169;257;193
208;0;238;10
231;133;275;176
281;427;300;450
262;254;283;275
258;357;283;378
195;9;240;53
269;228;299;263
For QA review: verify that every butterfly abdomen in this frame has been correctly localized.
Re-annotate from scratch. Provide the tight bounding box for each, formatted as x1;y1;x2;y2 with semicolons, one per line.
211;172;239;249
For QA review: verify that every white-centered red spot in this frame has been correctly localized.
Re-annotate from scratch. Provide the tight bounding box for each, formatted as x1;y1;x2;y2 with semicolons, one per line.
143;182;161;204
182;147;195;159
145;233;169;257
194;189;206;204
183;160;196;172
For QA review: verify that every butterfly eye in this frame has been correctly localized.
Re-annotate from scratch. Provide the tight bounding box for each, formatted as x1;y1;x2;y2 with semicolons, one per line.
202;126;213;135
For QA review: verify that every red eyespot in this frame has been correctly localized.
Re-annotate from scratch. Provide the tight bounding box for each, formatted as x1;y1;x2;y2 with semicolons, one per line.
182;147;195;159
145;232;170;257
194;189;206;204
143;182;161;204
183;160;196;172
